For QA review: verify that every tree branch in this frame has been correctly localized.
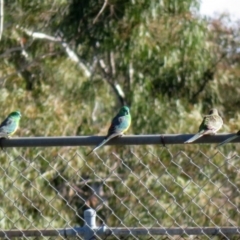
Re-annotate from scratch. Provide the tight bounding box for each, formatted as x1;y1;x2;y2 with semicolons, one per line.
191;53;227;102
93;0;108;24
16;26;91;77
0;0;3;40
98;58;126;105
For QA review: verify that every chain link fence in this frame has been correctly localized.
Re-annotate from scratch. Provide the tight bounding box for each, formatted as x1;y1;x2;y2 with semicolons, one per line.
0;135;239;239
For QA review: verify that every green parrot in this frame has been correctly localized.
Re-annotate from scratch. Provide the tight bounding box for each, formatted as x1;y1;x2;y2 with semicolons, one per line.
185;108;223;143
86;106;131;155
217;130;240;147
0;111;21;138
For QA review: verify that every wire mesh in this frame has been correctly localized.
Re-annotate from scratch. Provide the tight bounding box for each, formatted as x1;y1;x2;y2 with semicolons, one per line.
0;143;239;240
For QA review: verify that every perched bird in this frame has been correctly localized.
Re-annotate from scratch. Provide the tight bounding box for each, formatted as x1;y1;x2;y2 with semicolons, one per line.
185;108;223;143
86;106;131;156
0;111;22;138
216;130;240;147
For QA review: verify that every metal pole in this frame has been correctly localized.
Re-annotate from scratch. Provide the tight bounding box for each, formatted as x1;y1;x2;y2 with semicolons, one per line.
83;209;97;240
0;134;239;148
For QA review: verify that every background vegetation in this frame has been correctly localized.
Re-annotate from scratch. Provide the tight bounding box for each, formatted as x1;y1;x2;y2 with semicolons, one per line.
0;0;240;238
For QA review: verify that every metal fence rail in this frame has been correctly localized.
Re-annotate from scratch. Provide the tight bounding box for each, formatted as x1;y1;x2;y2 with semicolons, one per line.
0;135;239;239
1;209;240;238
0;133;239;147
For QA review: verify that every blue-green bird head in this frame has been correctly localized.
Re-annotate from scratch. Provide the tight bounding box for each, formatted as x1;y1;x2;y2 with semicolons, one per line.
8;111;21;119
118;106;130;116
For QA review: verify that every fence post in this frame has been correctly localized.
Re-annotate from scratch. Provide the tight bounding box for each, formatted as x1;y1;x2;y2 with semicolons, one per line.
83;209;97;240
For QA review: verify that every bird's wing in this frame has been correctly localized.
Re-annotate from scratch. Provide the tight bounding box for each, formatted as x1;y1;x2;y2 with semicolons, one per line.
0;118;13;134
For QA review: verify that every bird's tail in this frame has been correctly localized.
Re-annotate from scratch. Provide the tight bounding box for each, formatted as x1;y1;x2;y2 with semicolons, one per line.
86;133;122;156
85;138;109;156
216;135;238;148
184;132;203;143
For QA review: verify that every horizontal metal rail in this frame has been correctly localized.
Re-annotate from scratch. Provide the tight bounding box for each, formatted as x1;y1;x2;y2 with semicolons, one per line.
0;227;239;238
0;134;239;147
